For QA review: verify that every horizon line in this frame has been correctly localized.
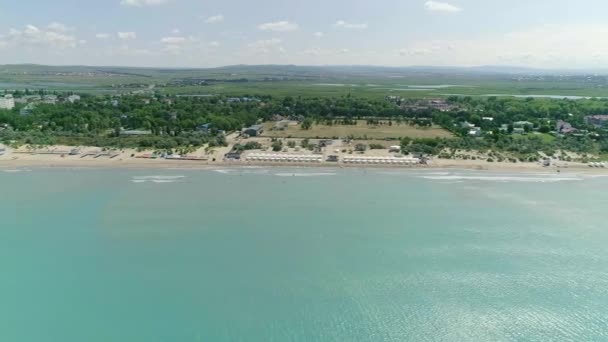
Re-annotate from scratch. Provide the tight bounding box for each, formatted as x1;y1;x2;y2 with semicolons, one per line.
1;63;606;73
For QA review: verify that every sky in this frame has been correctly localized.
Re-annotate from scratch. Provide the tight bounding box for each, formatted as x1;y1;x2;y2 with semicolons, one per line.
0;0;607;69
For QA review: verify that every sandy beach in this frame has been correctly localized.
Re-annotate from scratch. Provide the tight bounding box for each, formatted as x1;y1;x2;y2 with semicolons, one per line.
1;144;606;174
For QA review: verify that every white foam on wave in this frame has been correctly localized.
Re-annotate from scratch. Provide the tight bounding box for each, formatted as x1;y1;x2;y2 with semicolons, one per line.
212;168;273;176
243;169;270;175
131;179;181;184
274;172;337;177
131;175;186;184
1;168;32;173
213;169;236;174
420;175;583;183
586;174;608;178
132;175;186;180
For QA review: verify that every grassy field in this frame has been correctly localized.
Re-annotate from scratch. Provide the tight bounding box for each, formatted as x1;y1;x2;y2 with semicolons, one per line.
260;121;453;139
2;64;608;98
513;133;556;143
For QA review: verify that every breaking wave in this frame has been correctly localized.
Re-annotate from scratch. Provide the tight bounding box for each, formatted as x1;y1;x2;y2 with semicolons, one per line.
274;172;337;177
131;175;186;183
132;175;185;180
420;175;583;183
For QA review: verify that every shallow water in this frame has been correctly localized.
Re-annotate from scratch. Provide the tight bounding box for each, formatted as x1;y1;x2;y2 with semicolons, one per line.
1;168;608;341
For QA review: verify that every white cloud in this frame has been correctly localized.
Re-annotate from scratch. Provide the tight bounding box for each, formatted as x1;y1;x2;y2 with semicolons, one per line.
208;41;220;47
399;47;434;56
314;32;324;38
118;32;137;40
3;24;78;49
25;25;40;35
120;0;170;7
160;36;187;44
47;22;70;33
334;20;368;30
424;1;462;13
95;33;111;39
204;14;224;24
171;28;180;34
395;24;608;68
258;21;299;32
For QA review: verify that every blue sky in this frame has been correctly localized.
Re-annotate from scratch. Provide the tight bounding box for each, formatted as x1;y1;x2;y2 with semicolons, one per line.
0;0;607;68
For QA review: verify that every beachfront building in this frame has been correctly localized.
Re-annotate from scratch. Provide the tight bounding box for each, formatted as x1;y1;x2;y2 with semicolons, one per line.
198;123;212;134
20;103;35;116
43;95;58;105
343;156;420;165
461;121;475;129
585;115;608;128
246;153;323;163
556;120;577;134
67;95;81;103
0;95;15;110
428;99;454;112
468;127;483;137
243;124;264;137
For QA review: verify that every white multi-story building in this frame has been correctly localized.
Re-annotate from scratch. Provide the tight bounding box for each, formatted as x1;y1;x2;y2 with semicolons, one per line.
0;95;15;110
67;95;81;103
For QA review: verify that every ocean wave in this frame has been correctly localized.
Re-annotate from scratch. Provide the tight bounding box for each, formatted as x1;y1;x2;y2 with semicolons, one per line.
131;179;182;184
132;175;186;180
243;169;270;175
274;172;337;177
213;169;236;174
420;175;583;183
1;169;32;173
131;175;185;183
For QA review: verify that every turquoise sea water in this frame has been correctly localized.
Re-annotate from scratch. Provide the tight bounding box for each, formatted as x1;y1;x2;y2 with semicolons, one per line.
1;168;608;341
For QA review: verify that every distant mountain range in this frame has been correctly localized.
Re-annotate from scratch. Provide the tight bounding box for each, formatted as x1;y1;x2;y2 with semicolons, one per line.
0;63;606;79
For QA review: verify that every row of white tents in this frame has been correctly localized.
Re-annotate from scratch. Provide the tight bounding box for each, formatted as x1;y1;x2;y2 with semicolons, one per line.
588;162;606;168
343;156;420;165
246;153;324;163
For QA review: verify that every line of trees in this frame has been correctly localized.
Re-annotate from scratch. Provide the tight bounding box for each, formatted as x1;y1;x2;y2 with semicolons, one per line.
0;93;607;153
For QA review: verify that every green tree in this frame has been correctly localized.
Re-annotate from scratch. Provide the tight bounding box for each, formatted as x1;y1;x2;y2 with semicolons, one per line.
272;140;283;152
301;118;313;130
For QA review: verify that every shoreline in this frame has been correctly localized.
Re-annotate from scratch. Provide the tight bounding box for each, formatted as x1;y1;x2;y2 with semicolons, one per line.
2;154;607;174
2;144;606;174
